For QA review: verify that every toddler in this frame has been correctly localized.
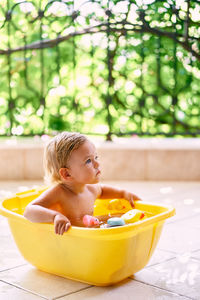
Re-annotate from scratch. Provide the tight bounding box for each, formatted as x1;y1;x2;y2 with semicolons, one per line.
24;132;141;234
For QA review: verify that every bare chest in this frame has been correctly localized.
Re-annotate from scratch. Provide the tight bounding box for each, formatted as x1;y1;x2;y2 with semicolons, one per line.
60;189;96;222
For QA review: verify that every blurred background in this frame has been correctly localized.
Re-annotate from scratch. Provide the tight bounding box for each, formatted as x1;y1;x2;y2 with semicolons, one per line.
0;3;200;298
0;0;200;141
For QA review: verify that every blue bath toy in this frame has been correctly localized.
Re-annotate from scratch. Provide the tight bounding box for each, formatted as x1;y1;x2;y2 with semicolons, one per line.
107;217;125;227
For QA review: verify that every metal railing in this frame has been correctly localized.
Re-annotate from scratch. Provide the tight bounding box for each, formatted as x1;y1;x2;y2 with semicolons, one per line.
0;0;200;140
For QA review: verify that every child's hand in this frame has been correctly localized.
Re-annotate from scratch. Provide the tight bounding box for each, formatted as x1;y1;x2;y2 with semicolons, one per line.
54;214;71;235
122;190;141;208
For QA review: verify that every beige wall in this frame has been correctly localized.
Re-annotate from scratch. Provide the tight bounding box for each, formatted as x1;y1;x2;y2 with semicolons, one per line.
0;139;200;181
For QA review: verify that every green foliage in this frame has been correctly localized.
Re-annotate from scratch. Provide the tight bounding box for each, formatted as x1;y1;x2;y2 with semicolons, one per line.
0;0;200;137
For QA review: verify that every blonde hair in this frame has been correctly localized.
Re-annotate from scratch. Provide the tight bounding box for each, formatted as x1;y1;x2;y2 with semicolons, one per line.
44;132;87;184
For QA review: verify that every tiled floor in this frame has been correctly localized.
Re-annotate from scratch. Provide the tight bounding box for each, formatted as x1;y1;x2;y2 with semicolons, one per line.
0;180;200;300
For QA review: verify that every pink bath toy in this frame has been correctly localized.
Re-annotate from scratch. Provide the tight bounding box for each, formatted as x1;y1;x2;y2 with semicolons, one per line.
83;215;100;227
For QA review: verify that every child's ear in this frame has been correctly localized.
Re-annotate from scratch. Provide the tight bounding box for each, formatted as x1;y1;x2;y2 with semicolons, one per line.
59;168;71;180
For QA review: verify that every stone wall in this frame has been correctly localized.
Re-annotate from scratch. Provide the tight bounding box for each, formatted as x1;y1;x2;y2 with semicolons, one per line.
0;138;200;181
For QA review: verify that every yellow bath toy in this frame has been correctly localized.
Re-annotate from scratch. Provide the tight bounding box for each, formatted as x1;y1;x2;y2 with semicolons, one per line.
107;199;125;211
121;209;145;224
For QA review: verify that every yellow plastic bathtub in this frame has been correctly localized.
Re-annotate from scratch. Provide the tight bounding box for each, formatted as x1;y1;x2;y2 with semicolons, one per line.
0;187;175;286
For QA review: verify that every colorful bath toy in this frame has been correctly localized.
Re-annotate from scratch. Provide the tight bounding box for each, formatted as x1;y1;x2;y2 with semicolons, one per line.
121;209;145;224
83;215;100;227
107;199;125;211
107;217;125;227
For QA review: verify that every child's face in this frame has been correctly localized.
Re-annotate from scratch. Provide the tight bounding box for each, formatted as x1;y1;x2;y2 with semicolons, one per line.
67;140;101;184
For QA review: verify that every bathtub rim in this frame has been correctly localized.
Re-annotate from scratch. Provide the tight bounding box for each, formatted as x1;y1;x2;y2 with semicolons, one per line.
0;194;175;240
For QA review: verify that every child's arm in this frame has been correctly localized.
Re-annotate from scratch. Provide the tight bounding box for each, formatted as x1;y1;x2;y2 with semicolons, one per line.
99;184;141;208
23;187;71;235
24;203;57;223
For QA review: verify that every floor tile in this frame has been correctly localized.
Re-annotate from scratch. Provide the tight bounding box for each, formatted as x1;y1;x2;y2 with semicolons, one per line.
183;215;200;229
0;281;44;300
57;278;191;300
134;257;200;300
157;219;200;253
0;217;11;236
0;214;27;272
0;265;90;299
191;250;200;261
0;235;26;271
162;196;200;223
146;249;175;267
0;213;27;271
143;184;200;223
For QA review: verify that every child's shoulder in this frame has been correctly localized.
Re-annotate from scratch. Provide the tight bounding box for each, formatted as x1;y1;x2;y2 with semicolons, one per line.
29;184;64;207
46;183;63;194
42;184;65;200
